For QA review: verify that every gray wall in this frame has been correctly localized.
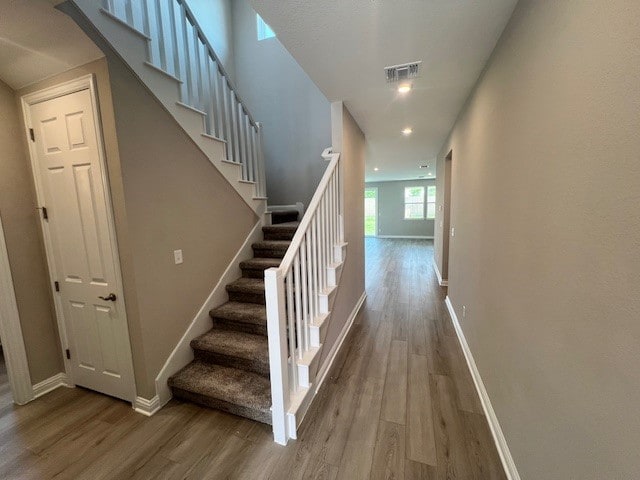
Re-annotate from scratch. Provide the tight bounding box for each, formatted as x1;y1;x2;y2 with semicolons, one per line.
366;179;435;238
231;0;331;207
0;80;62;384
434;1;640;478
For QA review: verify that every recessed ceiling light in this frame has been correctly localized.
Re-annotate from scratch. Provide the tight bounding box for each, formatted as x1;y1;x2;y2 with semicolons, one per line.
397;83;412;94
374;167;379;171
402;127;413;136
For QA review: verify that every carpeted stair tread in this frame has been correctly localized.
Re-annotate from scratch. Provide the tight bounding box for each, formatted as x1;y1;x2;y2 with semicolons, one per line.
210;301;267;327
226;277;266;304
169;361;271;424
262;222;299;240
270;209;299;224
239;257;282;270
252;240;291;259
191;329;269;376
226;277;265;294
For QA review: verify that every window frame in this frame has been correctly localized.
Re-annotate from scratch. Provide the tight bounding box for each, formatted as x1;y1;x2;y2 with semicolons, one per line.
426;185;436;220
256;14;276;41
403;186;426;220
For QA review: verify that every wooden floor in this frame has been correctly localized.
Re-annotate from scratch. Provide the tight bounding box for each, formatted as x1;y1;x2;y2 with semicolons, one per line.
0;238;506;479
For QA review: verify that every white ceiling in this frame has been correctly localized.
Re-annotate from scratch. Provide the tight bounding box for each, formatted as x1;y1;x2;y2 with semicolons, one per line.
250;0;518;182
0;0;103;90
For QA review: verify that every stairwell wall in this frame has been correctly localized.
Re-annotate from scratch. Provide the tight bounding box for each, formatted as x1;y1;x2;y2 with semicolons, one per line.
434;1;640;478
231;0;332;207
0;79;63;385
320;102;365;366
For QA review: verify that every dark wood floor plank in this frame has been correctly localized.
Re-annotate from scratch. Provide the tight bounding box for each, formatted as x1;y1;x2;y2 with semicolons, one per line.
406;354;437;465
0;239;505;480
381;340;408;425
371;420;406;480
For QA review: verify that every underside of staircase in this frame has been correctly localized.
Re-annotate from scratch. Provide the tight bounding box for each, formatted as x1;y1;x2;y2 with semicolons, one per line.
168;213;299;424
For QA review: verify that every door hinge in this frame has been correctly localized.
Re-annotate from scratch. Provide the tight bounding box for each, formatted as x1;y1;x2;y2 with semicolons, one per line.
41;206;48;220
29;128;35;142
66;349;71;360
54;281;60;292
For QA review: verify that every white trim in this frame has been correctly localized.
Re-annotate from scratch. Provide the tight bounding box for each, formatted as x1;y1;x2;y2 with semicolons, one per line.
21;74;137;402
133;395;161;416
314;291;366;390
155;219;266;407
445;296;521;480
432;258;448;287
0;215;34;405
32;373;70;399
286;291;366;438
376;235;434;240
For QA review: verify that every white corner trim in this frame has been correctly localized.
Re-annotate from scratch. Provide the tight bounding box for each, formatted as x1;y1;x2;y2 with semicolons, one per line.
432;258;448;287
0;214;34;405
376;235;434;240
314;291;367;392
155;219;266;407
444;296;521;480
32;373;70;399
133;396;161;416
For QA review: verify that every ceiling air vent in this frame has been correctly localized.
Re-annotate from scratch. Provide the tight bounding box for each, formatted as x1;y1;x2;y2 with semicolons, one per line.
385;61;422;83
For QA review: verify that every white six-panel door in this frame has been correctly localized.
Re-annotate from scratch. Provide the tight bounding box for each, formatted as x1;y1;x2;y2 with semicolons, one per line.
25;81;135;402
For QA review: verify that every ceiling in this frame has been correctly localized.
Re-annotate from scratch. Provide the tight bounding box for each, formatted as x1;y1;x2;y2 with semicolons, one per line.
250;0;518;182
0;0;102;90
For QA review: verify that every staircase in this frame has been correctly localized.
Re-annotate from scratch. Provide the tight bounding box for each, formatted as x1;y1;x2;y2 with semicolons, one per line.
71;0;267;213
168;216;299;424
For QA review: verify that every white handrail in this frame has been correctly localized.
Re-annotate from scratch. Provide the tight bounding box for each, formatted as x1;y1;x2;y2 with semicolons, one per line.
102;0;266;198
265;148;342;444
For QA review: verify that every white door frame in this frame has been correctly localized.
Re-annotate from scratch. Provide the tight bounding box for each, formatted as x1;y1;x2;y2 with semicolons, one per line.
20;74;137;402
0;214;34;404
365;186;379;237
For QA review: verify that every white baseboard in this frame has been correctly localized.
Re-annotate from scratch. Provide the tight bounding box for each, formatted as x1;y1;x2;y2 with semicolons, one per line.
289;291;366;436
376;235;434;239
133;395;161;416
155;219;265;407
32;373;69;399
432;259;448;286
444;296;520;480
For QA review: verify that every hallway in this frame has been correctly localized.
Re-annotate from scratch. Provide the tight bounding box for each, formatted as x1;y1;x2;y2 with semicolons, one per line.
0;239;504;479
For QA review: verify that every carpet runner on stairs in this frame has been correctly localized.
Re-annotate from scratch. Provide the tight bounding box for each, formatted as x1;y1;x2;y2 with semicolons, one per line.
168;218;300;424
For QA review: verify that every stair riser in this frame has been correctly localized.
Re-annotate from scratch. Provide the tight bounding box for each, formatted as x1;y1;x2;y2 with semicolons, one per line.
171;387;272;425
262;230;297;241
212;319;267;337
271;212;298;224
193;350;270;377
227;291;265;305
252;248;287;259
241;267;268;279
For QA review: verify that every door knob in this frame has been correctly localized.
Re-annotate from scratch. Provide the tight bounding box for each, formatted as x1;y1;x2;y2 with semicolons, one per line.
99;293;117;302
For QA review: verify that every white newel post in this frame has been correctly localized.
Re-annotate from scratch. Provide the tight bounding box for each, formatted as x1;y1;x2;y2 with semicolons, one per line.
264;267;290;445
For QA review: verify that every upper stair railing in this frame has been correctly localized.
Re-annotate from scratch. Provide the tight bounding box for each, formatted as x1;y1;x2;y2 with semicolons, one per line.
101;0;266;197
265;148;343;444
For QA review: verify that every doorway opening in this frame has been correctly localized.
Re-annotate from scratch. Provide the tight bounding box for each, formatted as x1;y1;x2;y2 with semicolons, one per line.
364;187;378;237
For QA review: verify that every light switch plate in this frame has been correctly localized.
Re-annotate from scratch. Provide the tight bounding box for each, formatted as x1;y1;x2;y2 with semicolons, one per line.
174;249;183;264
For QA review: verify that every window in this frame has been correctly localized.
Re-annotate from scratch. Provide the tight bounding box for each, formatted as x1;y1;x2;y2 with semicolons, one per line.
426;185;436;219
403;185;436;220
257;14;276;41
364;188;378;236
404;186;425;219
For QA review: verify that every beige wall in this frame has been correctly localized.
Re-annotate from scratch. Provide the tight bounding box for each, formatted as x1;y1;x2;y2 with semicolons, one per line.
434;1;640;478
106;54;258;398
16;54;258;399
0;80;62;384
320;102;365;365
